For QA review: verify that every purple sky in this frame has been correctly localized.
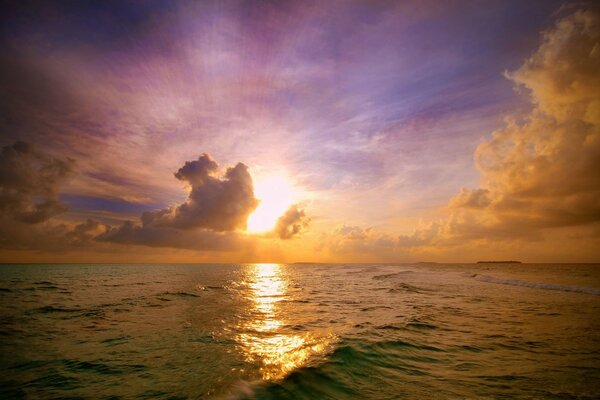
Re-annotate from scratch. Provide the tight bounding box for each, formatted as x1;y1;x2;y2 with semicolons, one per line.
1;0;598;262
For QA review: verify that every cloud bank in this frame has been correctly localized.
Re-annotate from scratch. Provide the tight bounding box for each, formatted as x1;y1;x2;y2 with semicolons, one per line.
0;147;283;254
321;7;600;257
445;7;600;239
0;141;74;223
98;221;245;252
0;143;111;252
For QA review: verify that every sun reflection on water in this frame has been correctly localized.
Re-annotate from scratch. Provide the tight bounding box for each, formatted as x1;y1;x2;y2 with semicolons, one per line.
238;263;334;380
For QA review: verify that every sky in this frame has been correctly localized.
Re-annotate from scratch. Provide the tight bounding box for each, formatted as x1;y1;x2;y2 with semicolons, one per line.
0;0;598;263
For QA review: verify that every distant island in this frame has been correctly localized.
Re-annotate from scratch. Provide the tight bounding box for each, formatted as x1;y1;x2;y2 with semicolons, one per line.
477;260;522;264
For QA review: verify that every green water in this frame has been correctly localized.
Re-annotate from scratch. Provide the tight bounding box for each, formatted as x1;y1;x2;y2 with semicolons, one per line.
0;263;598;399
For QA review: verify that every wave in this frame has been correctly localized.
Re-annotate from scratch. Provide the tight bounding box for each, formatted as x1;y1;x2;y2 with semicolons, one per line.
28;305;81;314
63;359;146;375
230;338;446;399
26;302;132;319
346;266;381;274
387;282;430;294
159;291;201;298
473;274;600;295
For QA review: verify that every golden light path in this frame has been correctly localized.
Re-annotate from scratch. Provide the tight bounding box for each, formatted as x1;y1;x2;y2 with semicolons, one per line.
238;264;335;380
247;175;294;233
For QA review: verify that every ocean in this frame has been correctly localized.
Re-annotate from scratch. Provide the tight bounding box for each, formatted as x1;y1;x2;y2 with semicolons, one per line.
0;263;598;399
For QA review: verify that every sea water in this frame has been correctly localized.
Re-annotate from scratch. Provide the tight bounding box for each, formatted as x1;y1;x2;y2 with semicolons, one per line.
0;263;598;399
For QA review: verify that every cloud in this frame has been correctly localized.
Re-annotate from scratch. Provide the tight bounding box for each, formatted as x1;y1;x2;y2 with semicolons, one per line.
0;148;299;254
65;219;108;247
274;205;310;239
0;141;74;223
324;222;438;253
397;222;442;247
453;8;600;234
140;154;258;231
0;142;113;251
0;218;110;252
98;153;260;252
97;221;247;252
0;221;64;251
427;7;600;244
0;148;259;253
318;8;600;258
448;188;492;209
320;225;396;256
507;8;600;127
100;159;312;249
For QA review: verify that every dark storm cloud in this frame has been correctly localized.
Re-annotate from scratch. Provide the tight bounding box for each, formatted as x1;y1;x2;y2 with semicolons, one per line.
0;141;74;223
274;205;309;239
141;154;258;231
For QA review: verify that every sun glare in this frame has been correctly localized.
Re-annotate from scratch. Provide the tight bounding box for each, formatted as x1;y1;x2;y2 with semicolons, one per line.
247;175;294;233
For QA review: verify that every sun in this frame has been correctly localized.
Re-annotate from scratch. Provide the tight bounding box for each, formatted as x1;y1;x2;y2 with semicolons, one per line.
247;174;295;233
